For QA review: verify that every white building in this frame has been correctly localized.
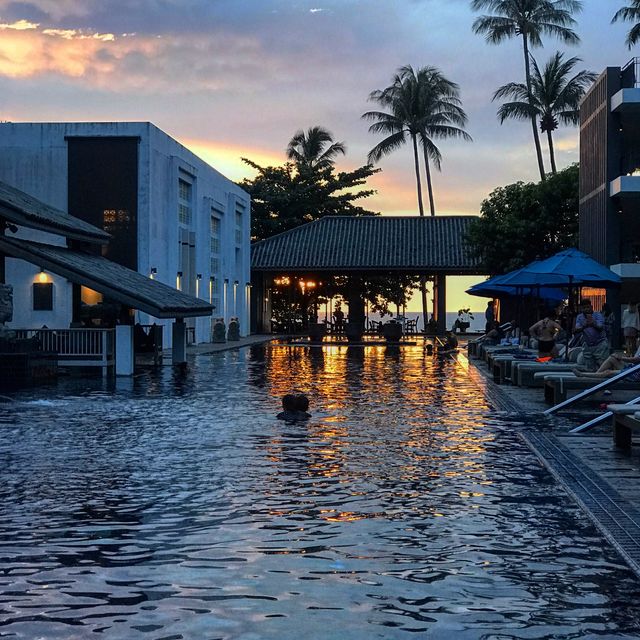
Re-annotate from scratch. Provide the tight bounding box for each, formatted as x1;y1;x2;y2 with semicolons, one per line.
0;122;251;345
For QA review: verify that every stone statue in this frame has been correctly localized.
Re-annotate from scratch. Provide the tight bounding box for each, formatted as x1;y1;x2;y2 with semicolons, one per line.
0;284;13;324
227;317;240;341
212;317;226;343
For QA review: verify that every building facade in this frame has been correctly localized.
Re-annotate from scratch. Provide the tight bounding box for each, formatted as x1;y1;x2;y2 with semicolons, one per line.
580;60;640;306
0;122;251;344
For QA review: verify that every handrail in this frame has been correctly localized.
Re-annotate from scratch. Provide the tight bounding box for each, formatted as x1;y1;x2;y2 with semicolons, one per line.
544;362;640;415
570;394;640;433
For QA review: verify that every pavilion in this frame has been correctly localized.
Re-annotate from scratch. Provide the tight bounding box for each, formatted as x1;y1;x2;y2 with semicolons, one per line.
251;215;484;335
0;180;212;370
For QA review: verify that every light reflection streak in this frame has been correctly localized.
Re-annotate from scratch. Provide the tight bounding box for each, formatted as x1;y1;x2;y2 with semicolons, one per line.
255;342;494;521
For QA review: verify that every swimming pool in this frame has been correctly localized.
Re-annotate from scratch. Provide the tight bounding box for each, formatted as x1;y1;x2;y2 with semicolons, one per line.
1;344;639;639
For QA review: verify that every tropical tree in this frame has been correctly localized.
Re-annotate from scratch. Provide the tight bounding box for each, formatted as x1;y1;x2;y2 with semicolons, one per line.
466;163;579;274
493;52;595;173
363;65;470;331
612;1;640;48
471;0;583;181
363;65;470;216
240;158;378;242
286;126;346;171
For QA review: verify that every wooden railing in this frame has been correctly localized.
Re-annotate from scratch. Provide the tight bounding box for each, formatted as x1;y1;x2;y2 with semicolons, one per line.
16;328;115;373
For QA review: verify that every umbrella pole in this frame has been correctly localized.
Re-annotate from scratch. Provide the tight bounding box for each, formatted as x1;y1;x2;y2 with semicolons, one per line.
565;276;575;361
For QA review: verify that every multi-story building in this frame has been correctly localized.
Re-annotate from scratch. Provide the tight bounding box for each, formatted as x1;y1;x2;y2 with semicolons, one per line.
0;122;251;344
580;59;640;309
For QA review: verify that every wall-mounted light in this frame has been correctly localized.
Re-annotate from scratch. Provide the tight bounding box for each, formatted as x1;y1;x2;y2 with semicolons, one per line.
233;280;238;314
209;275;215;303
37;269;49;284
176;271;183;290
196;273;202;297
150;267;157;280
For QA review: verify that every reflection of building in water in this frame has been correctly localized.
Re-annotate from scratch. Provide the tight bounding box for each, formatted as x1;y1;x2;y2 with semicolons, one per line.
0;122;251;344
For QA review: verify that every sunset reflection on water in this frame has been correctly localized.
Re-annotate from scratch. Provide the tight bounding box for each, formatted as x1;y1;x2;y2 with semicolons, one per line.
2;342;640;638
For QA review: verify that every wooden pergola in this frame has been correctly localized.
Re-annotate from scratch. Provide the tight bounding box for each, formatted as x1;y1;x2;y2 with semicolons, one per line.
251;215;484;335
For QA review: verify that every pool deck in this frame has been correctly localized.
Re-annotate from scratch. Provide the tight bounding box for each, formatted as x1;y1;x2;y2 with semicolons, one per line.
184;334;279;355
465;347;640;579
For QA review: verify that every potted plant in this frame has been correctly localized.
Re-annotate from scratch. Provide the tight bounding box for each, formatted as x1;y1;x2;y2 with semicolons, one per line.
308;322;327;343
382;320;403;343
345;322;364;343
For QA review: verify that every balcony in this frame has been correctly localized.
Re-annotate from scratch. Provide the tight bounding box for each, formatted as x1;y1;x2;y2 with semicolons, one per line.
610;263;640;279
610;175;640;197
612;58;640;112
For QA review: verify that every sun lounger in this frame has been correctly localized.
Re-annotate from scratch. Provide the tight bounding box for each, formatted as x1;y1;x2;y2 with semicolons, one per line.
516;363;581;387
543;374;640;405
607;404;640;449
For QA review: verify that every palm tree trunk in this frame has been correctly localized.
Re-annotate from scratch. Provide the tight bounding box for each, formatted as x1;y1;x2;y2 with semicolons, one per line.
422;144;436;216
411;134;425;216
546;129;557;174
410;134;429;333
522;35;546;181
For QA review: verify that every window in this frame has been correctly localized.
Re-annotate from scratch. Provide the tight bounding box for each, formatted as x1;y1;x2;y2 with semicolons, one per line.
33;283;53;311
211;277;220;311
178;178;192;225
235;201;245;246
210;215;220;255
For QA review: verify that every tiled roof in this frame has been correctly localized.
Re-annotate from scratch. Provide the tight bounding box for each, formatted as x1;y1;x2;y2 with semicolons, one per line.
0;236;212;318
0;180;110;244
252;216;481;273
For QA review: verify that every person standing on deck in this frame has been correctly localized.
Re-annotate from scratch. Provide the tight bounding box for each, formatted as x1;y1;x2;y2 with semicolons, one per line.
621;303;639;355
574;299;608;371
529;311;562;357
485;301;495;333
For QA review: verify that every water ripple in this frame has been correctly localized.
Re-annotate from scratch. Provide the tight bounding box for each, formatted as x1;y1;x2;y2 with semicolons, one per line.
0;345;639;638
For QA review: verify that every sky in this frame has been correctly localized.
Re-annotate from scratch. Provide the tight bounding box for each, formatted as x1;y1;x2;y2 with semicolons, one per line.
0;0;634;312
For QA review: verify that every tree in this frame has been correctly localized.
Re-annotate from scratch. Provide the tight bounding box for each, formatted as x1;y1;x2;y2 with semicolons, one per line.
286;126;346;171
471;0;583;181
240;159;379;242
363;65;471;216
363;65;470;333
612;1;640;48
493;52;595;173
466;164;579;274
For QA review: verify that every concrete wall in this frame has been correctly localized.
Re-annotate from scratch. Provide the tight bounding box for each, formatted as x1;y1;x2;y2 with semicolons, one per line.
0;122;251;342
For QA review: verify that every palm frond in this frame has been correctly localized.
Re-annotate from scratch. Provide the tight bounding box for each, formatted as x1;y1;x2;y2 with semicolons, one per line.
367;131;407;164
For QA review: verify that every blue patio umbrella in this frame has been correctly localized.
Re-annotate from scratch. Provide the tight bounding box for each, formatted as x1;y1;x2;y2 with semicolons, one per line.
494;248;621;289
467;261;566;302
466;273;565;301
492;249;621;358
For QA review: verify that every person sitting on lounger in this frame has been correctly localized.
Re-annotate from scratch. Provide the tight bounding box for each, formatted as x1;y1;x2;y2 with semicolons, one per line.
574;347;640;379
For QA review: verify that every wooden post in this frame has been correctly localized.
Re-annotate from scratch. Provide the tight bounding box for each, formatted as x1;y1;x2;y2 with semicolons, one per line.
435;275;447;336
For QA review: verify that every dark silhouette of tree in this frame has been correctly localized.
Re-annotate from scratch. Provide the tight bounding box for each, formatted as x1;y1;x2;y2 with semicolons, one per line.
363;65;470;333
363;65;470;217
240;159;378;242
471;0;583;180
612;1;640;48
286;126;346;171
493;52;595;173
467;164;579;274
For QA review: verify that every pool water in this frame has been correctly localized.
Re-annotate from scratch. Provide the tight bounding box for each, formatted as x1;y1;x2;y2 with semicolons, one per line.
1;344;639;639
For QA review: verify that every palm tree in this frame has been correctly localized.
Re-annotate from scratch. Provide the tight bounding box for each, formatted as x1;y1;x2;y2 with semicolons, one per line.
363;65;471;216
471;0;583;181
363;65;471;332
612;1;640;48
493;52;595;173
286;126;346;171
